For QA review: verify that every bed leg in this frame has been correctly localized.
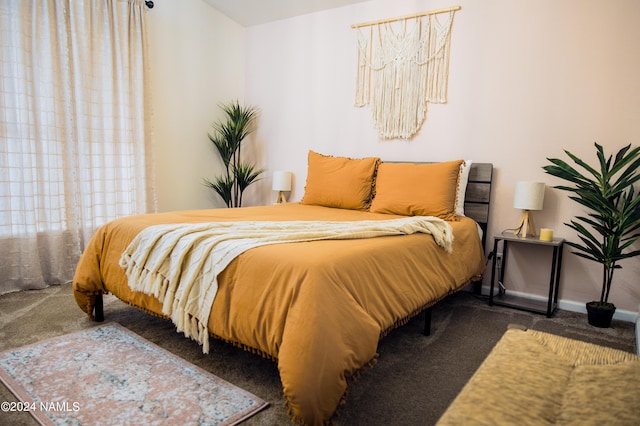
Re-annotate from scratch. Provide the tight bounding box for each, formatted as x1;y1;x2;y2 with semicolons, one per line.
423;307;432;336
94;293;104;322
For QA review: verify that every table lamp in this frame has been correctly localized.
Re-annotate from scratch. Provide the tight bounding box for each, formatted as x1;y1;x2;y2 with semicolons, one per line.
272;171;292;203
513;181;545;238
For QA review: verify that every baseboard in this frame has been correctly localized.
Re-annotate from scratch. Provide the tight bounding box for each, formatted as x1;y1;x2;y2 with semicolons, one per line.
479;285;637;323
557;299;636;323
636;304;640;356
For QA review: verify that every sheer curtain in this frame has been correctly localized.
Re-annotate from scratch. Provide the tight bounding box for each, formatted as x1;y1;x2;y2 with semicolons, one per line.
0;0;156;294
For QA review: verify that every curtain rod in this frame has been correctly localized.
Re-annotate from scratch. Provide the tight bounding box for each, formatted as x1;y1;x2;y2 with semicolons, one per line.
145;1;154;8
351;6;461;29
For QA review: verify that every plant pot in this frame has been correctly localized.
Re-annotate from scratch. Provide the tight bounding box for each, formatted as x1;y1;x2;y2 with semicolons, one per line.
586;301;616;328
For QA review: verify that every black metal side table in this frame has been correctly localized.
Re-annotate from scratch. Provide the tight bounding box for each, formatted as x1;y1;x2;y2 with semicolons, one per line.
489;234;564;317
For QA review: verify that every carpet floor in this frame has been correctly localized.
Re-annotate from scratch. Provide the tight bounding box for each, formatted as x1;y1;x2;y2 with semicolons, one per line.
0;283;636;425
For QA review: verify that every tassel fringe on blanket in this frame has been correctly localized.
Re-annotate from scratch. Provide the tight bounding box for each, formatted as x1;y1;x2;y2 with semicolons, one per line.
119;217;453;353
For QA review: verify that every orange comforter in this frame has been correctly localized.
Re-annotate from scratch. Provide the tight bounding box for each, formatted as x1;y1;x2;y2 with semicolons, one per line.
73;203;485;425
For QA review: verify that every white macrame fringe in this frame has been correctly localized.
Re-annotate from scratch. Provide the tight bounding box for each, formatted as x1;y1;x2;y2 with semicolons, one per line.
355;11;456;139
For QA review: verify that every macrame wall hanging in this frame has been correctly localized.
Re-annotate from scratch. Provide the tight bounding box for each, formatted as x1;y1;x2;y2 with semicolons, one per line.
352;6;460;140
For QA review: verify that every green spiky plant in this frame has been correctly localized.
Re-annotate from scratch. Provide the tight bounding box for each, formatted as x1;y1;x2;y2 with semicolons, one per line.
543;143;640;324
204;101;263;207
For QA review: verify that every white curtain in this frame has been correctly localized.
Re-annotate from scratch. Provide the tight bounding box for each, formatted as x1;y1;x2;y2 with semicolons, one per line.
0;0;156;294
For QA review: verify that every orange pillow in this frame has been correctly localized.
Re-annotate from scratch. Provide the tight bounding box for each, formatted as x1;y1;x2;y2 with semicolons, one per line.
301;151;380;210
369;160;464;219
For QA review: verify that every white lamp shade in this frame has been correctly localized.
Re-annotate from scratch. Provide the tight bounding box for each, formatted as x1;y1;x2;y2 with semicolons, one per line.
272;171;292;191
513;181;545;210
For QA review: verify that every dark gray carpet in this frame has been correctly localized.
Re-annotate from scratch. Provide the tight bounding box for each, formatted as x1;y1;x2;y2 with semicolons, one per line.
0;283;635;425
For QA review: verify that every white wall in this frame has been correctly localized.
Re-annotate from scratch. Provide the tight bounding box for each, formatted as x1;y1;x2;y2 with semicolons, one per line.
243;0;640;313
147;0;245;212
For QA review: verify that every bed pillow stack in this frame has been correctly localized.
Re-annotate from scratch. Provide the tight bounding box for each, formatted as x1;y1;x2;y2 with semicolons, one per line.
300;150;468;220
369;160;463;220
301;150;380;210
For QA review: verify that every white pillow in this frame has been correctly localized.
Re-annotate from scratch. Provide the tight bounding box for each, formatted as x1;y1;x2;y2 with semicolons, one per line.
456;160;473;217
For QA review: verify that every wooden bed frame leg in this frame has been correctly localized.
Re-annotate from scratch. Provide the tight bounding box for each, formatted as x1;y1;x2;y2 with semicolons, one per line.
423;307;432;336
94;292;104;322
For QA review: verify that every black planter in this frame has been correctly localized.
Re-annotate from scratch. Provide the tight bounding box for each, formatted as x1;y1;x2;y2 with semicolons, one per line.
586;302;616;328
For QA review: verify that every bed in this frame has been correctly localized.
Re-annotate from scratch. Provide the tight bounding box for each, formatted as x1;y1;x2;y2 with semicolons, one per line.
73;152;493;425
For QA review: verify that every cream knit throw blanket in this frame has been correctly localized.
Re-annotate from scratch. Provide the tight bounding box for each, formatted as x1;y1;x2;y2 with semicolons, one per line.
119;216;453;353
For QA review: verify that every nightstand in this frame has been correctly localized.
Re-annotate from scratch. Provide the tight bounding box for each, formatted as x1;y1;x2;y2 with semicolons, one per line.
489;234;564;317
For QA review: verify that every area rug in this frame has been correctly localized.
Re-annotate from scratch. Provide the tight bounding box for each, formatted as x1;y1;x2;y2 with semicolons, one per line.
0;323;268;425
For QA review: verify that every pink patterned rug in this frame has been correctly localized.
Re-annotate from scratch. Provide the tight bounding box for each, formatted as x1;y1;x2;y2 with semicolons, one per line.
0;323;268;425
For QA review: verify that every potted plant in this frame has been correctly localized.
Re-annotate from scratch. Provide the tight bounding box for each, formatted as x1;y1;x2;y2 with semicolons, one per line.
543;143;640;328
204;101;264;207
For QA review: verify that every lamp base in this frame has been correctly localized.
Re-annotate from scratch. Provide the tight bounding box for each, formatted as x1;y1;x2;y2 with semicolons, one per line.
276;191;287;204
514;210;537;238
